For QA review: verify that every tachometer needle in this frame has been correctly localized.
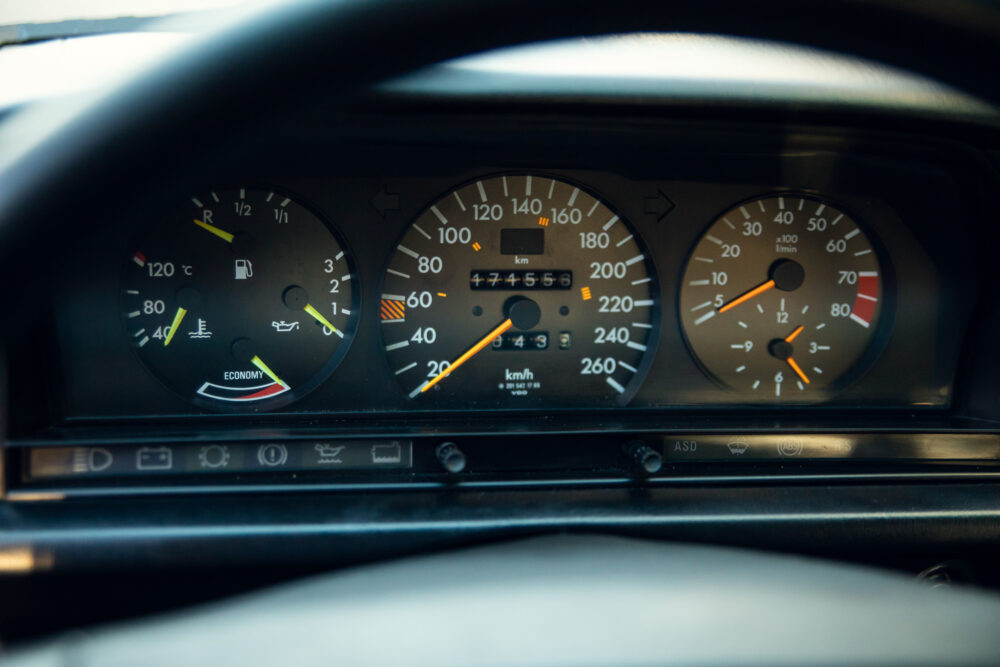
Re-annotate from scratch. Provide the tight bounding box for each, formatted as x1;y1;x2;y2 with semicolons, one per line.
420;318;514;394
786;356;810;384
303;303;339;335
163;307;187;346
718;279;776;313
194;218;235;243
251;355;287;388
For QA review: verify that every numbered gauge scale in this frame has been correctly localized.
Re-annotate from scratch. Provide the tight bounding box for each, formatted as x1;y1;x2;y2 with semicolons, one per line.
122;187;359;410
380;174;660;407
678;194;888;402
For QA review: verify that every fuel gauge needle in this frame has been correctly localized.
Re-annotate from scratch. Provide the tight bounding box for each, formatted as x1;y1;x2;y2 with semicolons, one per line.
193;219;234;243
251;355;288;388
163;307;187;346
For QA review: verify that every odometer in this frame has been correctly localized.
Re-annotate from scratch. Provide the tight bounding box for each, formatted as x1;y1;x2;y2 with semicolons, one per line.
380;174;658;407
679;194;887;402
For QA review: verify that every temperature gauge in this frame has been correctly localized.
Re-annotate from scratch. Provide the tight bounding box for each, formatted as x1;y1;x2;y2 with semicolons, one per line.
122;187;359;410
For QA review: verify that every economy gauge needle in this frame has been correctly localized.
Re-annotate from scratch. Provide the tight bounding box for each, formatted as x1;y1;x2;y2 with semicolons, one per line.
163;307;187;346
194;219;234;243
303;303;340;336
783;325;810;384
251;355;288;388
718;279;775;314
420;318;514;394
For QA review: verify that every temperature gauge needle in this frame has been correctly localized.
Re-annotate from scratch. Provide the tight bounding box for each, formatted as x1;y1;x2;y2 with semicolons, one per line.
303;303;339;335
163;307;187;346
421;318;514;394
193;218;234;243
251;355;287;388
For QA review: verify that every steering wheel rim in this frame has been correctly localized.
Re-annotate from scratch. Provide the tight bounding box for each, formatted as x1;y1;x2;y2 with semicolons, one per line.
1;0;999;262
5;536;1000;666
1;1;999;662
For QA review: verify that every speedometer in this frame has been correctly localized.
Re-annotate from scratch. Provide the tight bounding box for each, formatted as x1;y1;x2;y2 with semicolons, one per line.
380;174;658;407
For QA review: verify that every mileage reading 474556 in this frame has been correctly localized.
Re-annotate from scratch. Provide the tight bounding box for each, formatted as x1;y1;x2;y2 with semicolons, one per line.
380;174;658;407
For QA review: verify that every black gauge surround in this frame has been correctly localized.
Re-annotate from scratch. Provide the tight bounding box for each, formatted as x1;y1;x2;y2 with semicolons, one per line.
678;194;889;403
121;187;360;411
379;174;660;408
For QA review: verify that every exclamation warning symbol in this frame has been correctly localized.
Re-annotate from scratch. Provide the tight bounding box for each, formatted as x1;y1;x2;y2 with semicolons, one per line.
380;299;406;322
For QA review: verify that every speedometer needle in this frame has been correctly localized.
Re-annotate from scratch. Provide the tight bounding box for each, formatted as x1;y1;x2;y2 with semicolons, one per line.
421;318;514;394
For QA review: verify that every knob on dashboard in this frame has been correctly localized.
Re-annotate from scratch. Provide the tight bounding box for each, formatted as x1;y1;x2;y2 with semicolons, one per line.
624;440;662;475
436;442;467;474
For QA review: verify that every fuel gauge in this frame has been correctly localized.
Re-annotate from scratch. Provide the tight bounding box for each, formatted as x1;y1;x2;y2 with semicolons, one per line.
122;187;359;410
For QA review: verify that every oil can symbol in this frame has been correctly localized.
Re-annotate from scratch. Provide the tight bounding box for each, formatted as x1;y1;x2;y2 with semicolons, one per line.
371;442;402;464
315;443;346;465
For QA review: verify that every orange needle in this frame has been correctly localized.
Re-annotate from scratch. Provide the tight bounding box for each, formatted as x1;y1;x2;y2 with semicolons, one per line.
420;318;514;393
718;279;776;313
787;357;810;384
784;325;805;343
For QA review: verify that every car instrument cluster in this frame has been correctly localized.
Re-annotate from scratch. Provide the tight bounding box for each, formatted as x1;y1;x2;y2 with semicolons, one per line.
4;119;991;496
114;176;901;412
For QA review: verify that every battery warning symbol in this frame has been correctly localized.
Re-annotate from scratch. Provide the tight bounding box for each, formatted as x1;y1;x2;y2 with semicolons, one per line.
371;442;403;464
380;299;405;322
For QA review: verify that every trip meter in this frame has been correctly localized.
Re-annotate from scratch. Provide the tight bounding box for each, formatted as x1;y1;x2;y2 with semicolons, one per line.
380;174;658;407
122;187;359;410
679;194;888;402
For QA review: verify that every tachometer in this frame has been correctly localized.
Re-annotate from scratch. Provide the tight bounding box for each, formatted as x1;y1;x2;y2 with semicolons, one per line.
122;187;359;410
679;194;887;402
380;174;658;407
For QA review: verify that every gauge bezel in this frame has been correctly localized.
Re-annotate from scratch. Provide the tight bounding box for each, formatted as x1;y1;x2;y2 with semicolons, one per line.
676;190;897;404
376;170;662;410
118;184;362;413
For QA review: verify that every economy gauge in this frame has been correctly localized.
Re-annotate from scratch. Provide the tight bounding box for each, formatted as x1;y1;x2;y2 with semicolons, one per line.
380;174;658;407
679;194;886;402
122;187;359;410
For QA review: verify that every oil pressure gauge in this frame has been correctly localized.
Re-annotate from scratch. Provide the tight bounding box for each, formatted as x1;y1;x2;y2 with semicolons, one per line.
678;194;889;402
122;187;359;410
